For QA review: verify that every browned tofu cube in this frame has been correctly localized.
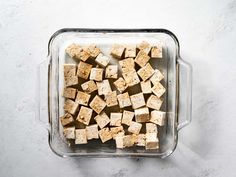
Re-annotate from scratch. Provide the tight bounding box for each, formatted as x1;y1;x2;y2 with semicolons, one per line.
64;76;79;87
86;124;99;140
134;50;150;67
95;53;110;67
63;126;75;139
137;41;151;54
84;45;101;58
117;92;132;108
105;91;118;107
150;110;166;126
128;121;142;134
63;87;77;99
135;107;150;122
60;113;74;126
89;95;106;114
146;94;163;110
105;65;118;79
145;133;159;150
94;111;110;129
98;127;113;143
151;82;166;98
150;69;164;84
113;77;128;93
75;91;91;106
130;93;146;109
77;61;92;79
151;45;162;58
76;106;93;125
125;45;136;58
123;135;135;147
140;80;152;94
136;134;146;146
81;80;98;93
64;64;77;78
64;99;79;115
119;58;135;73
122;70;140;87
122;110;134;126
115;136;124;148
110;113;122;126
110;44;125;58
110;126;124;139
65;44;82;59
75;129;87;144
90;68;103;81
137;63;155;81
96;80;112;96
146;123;158;133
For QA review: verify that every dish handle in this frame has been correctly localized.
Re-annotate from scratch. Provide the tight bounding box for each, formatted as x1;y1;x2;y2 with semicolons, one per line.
177;58;193;131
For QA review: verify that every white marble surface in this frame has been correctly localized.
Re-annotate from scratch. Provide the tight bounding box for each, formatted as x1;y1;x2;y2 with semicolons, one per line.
0;0;236;176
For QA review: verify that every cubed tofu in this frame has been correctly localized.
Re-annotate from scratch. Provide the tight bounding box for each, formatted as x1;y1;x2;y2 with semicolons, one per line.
115;136;124;148
117;92;132;108
150;110;166;126
60;113;74;126
90;68;103;81
75;91;91;106
135;107;150;122
84;45;101;58
137;63;155;81
110;126;124;139
136;134;146;146
146;123;158;133
123;135;135;147
146;94;163;110
64;76;79;87
63;87;77;99
140;80;152;94
64;99;79;115
134;50;150;67
75;129;87;144
110;44;125;58
110;113;122;126
64;64;77;78
76;106;93;125
105;91;118;107
122;70;140;87
130;93;146;109
98;127;113;143
81;80;98;93
151;45;162;58
128;121;142;134
77;61;92;79
77;49;90;62
137;41;152;54
113;77;128;93
96;80;112;96
65;44;82;59
63;126;75;139
122;110;134;126
95;53;110;67
119;58;135;73
125;45;136;58
86;124;99;140
145;133;159;150
151;82;166;98
89;95;106;114
105;65;118;79
94;111;110;129
150;69;164;84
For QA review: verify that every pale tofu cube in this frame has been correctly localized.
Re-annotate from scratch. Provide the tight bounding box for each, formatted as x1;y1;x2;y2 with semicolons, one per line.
113;77;128;93
151;45;162;58
130;93;146;109
125;45;136;58
110;113;122;126
94;111;110;129
64;64;77;78
122;110;134;126
75;91;91;106
75;129;87;144
64;76;79;87
150;110;166;126
96;80;112;96
136;134;146;146
117;92;132;108
110;44;125;58
84;44;101;58
135;107;150;122
146;95;163;110
137;41;152;54
60;113;74;126
115;136;124;149
140;80;152;94
110;126;124;139
105;65;118;79
146;123;158;133
137;63;155;81
119;58;135;73
86;124;99;140
145;133;159;150
134;50;150;67
95;53;110;67
98;127;113;143
150;69;164;84
77;61;92;79
63;87;77;99
81;80;98;93
123;135;135;147
76;106;93;125
63;126;75;139
65;44;82;59
64;99;79;115
122;70;140;87
128;121;142;134
89;95;106;114
151;82;166;98
105;91;118;107
90;68;103;81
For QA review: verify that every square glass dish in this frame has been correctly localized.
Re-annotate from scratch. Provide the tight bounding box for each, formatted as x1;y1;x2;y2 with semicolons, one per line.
38;29;192;158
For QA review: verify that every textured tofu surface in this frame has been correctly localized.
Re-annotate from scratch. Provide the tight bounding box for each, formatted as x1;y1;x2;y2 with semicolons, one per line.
150;110;166;126
63;127;75;139
128;121;142;134
119;58;135;73
89;95;106;114
125;45;136;58
75;129;87;144
98;128;113;143
146;94;163;110
97;80;112;96
110;44;125;58
77;61;92;79
122;110;134;126
140;80;152;94
105;65;118;79
63;99;79;115
94;112;110;129
151;45;162;58
113;77;128;93
130;93;146;109
150;69;164;84
117;92;132;108
137;63;155;81
86;124;99;140
110;113;122;126
95;53;110;67
76;106;93;125
151;82;166;98
75;91;91;106
134;50;150;67
105;91;118;107
122;70;140;87
90;68;103;81
81;80;98;93
135;107;150;122
63;87;77;99
60;113;74;126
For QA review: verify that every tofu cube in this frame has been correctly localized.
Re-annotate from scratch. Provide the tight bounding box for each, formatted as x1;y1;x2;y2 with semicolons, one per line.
105;91;118;107
77;49;90;62
98;127;113;143
137;63;155;81
145;133;159;150
125;45;136;58
135;107;150;122
89;95;106;114
90;68;103;81
122;110;134;126
123;135;135;147
146;123;158;133
113;77;128;93
60;113;74;126
136;134;146;146
76;106;93;125
115;136;124;149
110;44;125;58
64;76;79;87
63;87;77;99
64;99;79;115
95;53;110;67
122;70;140;87
117;92;132;108
146;94;163;110
97;80;112;96
137;41;152;54
81;80;97;93
84;45;101;58
94;111;110;129
77;61;92;79
119;58;135;73
150;69;164;84
134;50;150;67
86;124;99;140
105;65;118;79
128;121;142;134
110;113;122;126
110;126;124;139
65;44;82;59
130;93;146;109
150;110;166;126
151;82;166;98
64;64;77;78
63;126;75;139
75;91;91;106
75;129;87;144
151;45;162;58
140;80;152;94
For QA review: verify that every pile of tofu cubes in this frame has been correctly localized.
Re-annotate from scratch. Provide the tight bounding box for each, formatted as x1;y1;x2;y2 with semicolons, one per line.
61;41;166;150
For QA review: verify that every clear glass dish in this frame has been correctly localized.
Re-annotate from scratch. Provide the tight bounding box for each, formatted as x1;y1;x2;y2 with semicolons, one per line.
38;29;192;158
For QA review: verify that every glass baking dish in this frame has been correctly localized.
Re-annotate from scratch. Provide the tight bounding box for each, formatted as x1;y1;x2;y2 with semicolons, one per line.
38;29;192;158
